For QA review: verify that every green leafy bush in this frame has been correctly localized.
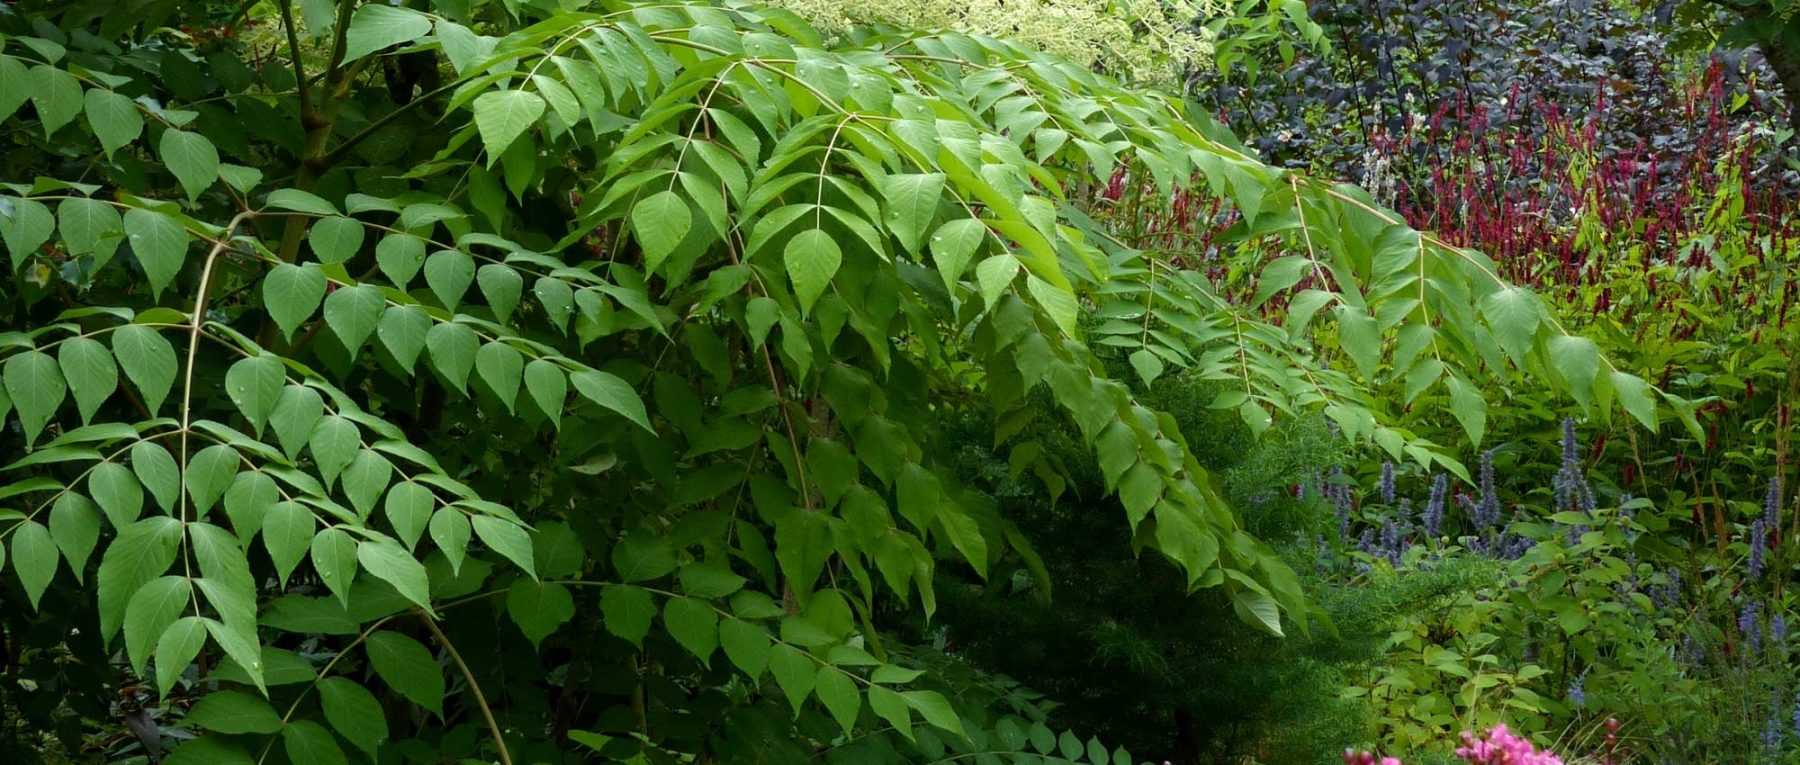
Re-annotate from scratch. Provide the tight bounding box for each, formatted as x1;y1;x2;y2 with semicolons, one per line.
0;1;1669;763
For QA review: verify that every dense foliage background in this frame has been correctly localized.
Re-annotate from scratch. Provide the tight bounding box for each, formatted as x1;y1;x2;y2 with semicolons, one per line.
0;0;1795;764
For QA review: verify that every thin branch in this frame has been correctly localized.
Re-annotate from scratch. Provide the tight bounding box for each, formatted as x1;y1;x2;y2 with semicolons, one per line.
420;612;514;765
319;79;464;166
177;212;253;612
225;0;261;33
323;0;358;81
276;0;312;123
255;613;399;765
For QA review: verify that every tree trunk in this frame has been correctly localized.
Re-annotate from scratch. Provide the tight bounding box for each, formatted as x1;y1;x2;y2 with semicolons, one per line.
1760;40;1800;136
1173;706;1201;764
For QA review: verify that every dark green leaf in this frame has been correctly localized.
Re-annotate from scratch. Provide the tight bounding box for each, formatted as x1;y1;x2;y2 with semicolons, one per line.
4;349;64;444
310;527;358;605
600;584;656;647
473;89;546;159
280;720;348;765
123;208;190;296
159;129;220;201
318;677;389;756
365;630;444;714
784;228;840;315
263;264;327;341
342;4;433;61
186;690;282;734
307;216;365;265
57;337;115;424
507;580;574;648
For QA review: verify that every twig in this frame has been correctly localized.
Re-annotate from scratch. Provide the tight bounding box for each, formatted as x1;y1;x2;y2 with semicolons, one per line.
420;612;514;765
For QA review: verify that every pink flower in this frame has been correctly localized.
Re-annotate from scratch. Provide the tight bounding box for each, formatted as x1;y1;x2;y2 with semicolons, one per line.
1453;724;1565;765
1343;724;1565;765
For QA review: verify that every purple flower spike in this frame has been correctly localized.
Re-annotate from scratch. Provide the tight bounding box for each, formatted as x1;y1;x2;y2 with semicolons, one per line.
1749;518;1768;579
1740;600;1763;654
1423;474;1447;538
1765;476;1783;528
1380;461;1396;504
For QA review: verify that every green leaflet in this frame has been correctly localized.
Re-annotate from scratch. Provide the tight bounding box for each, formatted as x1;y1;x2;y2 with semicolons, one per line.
384;482;434;550
768;643;817;717
815;667;861;734
425;322;478;394
223;355;283;437
89;462;144;528
613;531;675;582
975;254;1019;309
868;685;913;740
1610;371;1658;430
365;630;444;714
281;720;348;765
473;89;547;161
1333;304;1382;378
1;196;55;271
10;520;58;609
507;580;574;648
534;277;574;332
477;264;523;324
307;216;366;265
0;56;26;124
184;444;239;515
662;596;719;665
129;441;180;512
323;284;384;356
111;325;177;415
309;527;358;605
159;129;219;201
57;197;122;263
1444;373;1487;446
122;208;189;296
376;233;427;286
570;369;652;433
269;384;325;460
1232;588;1284;638
341;450;394;518
341;4;433;61
719;617;771;678
154;617;207;698
163;738;254;765
784;228;841;315
221;472;277;543
1480;286;1541;366
471;514;535;578
902;690;966;736
631;190;690;274
48;492;100;580
318;677;389;755
522;359;567;428
474;341;524;412
263;263;327;341
307;415;360;488
357;537;430;611
378;305;431;372
263;501;314;586
429;507;471;574
1548;335;1601;412
187;690;282;734
878;172;946;254
29;64;81;137
266;188;339;216
4;350;65;444
601;584;656;647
